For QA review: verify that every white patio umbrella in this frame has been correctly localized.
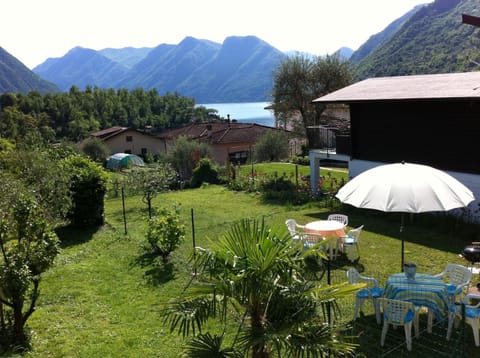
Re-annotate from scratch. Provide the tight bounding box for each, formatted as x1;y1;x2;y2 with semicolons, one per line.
335;162;475;270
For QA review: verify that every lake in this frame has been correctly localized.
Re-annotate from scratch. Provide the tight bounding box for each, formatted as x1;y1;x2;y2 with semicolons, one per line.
199;102;275;127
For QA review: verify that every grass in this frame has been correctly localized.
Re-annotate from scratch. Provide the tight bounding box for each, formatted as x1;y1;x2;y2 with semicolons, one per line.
13;179;480;357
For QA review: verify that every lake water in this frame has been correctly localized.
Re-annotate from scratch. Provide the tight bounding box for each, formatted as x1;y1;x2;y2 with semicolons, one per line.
199;102;275;127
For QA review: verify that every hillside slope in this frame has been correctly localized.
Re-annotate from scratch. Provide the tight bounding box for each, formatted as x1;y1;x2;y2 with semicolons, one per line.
355;0;480;79
0;47;59;94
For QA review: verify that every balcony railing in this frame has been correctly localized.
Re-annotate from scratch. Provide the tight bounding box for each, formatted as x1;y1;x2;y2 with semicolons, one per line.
307;126;351;155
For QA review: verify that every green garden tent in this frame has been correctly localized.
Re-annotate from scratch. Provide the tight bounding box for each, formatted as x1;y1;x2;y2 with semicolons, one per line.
106;153;145;170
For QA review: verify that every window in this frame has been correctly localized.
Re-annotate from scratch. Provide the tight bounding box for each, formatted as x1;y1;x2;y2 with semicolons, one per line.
141;148;147;156
124;150;132;154
126;135;133;142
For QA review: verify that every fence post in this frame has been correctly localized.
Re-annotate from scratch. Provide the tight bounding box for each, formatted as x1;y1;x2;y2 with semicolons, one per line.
191;208;196;276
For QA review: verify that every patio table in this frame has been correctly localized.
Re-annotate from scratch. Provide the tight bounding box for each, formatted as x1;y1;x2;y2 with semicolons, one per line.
304;220;346;260
385;273;449;323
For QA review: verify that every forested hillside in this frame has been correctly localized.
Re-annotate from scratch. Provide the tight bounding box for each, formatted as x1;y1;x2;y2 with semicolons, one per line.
0;88;217;143
355;0;480;79
0;47;59;94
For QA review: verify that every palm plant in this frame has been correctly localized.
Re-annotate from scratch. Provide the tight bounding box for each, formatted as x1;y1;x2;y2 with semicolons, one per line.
163;218;361;357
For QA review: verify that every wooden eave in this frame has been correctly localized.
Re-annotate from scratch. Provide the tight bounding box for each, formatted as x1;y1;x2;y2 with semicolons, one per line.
313;72;480;104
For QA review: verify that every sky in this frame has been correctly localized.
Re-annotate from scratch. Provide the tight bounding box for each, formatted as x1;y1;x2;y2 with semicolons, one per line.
2;0;433;69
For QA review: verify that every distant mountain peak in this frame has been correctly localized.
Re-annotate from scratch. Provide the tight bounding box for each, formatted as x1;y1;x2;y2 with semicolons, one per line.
0;46;59;94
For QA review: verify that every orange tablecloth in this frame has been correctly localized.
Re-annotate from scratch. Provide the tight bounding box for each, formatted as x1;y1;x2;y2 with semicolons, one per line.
304;220;346;260
304;220;346;237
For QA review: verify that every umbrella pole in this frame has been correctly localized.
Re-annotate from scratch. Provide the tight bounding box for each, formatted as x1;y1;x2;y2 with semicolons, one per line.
400;214;405;272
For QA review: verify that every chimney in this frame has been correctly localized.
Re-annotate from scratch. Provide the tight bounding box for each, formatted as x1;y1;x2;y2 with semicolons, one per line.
227;114;230;127
206;124;212;137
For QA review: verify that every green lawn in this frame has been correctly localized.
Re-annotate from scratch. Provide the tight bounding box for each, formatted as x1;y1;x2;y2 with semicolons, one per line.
18;183;480;357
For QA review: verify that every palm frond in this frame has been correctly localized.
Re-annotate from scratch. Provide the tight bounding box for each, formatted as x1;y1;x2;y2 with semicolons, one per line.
181;333;242;358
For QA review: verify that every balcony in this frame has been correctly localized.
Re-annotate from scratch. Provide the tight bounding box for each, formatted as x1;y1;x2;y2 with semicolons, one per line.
307;125;351;156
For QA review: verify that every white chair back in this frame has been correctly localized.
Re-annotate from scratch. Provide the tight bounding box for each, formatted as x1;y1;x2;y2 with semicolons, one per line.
447;264;472;286
327;214;348;227
347;225;364;241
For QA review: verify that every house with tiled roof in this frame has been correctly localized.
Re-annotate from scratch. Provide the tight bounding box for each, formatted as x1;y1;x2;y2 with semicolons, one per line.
89;126;166;158
158;122;289;164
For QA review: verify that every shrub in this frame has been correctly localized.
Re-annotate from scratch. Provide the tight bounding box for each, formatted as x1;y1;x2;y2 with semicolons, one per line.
64;156;108;227
145;207;186;263
190;158;218;188
260;175;310;204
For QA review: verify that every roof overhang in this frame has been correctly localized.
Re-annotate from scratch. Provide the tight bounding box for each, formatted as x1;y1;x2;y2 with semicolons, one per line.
313;72;480;104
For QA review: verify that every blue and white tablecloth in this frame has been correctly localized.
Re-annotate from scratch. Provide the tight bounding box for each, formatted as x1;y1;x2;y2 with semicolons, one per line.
385;273;449;321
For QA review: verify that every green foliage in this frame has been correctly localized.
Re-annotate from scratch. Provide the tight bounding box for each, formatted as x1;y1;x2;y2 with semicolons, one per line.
260;175;311;204
145;206;186;263
0;138;14;153
163;218;358;357
182;333;242;358
0;146;72;224
272;53;353;147
127;165;178;217
190;158;218;188
166;136;211;182
80;137;110;163
254;130;289;162
0;193;60;347
63;156;108;227
0;88;206;143
354;0;480;79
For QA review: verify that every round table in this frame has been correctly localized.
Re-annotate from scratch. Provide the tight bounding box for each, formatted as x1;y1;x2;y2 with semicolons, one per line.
304;220;346;260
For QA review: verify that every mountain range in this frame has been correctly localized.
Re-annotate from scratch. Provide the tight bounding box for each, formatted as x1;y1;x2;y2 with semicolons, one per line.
1;0;478;102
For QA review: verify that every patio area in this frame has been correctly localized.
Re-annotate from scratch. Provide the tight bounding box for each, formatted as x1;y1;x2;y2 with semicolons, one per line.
318;259;480;357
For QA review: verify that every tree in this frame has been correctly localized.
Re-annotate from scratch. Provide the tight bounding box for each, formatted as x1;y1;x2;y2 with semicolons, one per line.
81;137;110;163
0;145;72;226
0;185;60;347
128;164;178;218
254;130;289;162
167;136;211;183
162;219;360;358
272;53;353;147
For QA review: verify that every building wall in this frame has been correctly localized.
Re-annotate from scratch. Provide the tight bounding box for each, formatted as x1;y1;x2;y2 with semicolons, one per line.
104;130;166;156
350;101;480;174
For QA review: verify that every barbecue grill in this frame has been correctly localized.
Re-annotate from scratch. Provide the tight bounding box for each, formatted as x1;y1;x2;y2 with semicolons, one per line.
462;242;480;264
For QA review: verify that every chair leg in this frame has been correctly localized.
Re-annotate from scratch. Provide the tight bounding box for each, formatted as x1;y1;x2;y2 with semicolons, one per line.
380;322;389;347
354;297;364;320
446;312;455;341
427;309;434;333
373;298;381;324
470;319;480;347
404;322;412;351
414;311;419;339
347;245;354;262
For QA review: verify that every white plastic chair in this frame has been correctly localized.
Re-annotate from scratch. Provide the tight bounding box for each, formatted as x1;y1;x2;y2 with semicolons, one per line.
346;267;383;324
343;225;364;262
433;264;472;304
285;219;306;243
327;214;348;227
379;298;419;351
446;293;480;347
